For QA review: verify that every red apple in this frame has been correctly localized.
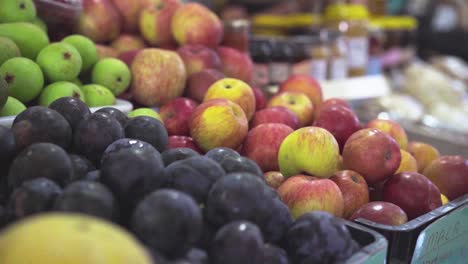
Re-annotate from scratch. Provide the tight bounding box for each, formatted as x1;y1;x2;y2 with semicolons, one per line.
350;201;408;226
139;0;181;47
253;87;266;111
367;119;408;149
242;123;293;172
75;0;122;43
383;172;442;220
423;156;468;200
118;49;142;67
216;46;253;83
186;69;225;103
111;34;146;55
131;48;187;106
264;171;285;189
177;44;221;76
278;175;344;219
190;98;248;152
279;74;323;115
160;97;198;136
111;0;142;33
330;170;369;219
342;129;402;185
250;106;300;130
168;135;203;153
171;3;223;48
96;44;118;59
313;105;361;152
315;98;352;117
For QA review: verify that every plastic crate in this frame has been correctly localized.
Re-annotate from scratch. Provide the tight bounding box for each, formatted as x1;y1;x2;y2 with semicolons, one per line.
344;220;388;264
353;194;468;263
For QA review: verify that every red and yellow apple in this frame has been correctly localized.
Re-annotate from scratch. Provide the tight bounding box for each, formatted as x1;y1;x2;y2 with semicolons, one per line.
279;74;323;115
177;44;221;76
350;201;408;226
315;98;352;117
139;0;181;47
423;156;468;200
264;171;285;189
268;92;314;127
96;44;119;58
395;149;418;174
112;0;142;33
160;97;198;136
253;87;266;111
131;48;187;106
203;78;256;121
118;49;143;67
342;129;402;185
186;69;225;103
278;175;344;219
250;106;300;130
407;141;440;173
241;123;293;172
216;46;253;83
111;34;146;55
168;135;203;153
76;0;122;43
367;119;408;149
383;172;442;220
190;98;248;152
330;170;369;219
171;3;223;48
278;127;341;178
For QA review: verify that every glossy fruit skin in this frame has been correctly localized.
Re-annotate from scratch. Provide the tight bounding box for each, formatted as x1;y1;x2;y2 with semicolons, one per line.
96;107;129;127
131;189;203;258
0;126;16;173
210;221;264;264
423;156;468;200
49;97;91;132
218;156;263;178
350;201;408;226
67;154;96;184
330;170;370;219
161;148;200;167
204;147;240;164
12;106;72;151
263;244;290;264
124;116;168;153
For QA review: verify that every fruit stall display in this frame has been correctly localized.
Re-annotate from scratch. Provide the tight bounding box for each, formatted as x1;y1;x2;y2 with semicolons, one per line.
0;0;468;263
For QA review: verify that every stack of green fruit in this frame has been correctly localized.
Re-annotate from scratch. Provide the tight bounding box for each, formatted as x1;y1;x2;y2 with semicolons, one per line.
0;0;132;118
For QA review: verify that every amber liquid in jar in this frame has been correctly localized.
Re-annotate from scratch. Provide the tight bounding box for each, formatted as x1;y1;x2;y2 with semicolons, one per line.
222;19;250;52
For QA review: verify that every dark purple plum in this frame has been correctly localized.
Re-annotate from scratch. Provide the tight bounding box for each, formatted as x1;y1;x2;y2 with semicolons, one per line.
6;178;62;221
219;156;263;178
161;148;200;167
96;107;129;127
100;138;155;165
49;97;91;131
262;198;293;244
165;156;225;203
263;244;289;264
0;126;16;172
12;106;72;150
184;248;208;264
8;143;73;188
125;116;168;153
210;221;264;264
83;170;101;182
284;211;359;264
73;112;124;165
67;154;96;184
54;181;118;221
196;220;218;251
205;147;240;164
131;189;202;258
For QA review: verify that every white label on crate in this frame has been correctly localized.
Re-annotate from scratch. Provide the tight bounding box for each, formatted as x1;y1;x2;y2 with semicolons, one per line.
270;63;290;84
346;37;369;69
329;58;348;80
309;60;327;81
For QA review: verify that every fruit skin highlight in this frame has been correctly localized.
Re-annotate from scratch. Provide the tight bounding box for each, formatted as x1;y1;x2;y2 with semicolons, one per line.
36;42;82;82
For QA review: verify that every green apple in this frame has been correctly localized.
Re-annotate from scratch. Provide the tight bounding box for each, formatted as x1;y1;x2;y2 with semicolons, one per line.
39;81;84;106
36;42;82;82
278;126;341;178
71;78;83;86
0;57;43;103
62;35;98;72
0;96;26;116
91;58;131;96
0;0;36;23
0;36;21;66
82;84;115;107
0;77;8;109
127;108;162;121
30;17;47;33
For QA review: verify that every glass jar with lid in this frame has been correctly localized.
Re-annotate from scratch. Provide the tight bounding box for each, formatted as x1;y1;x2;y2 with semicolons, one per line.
222;19;250;52
249;37;273;89
328;31;349;80
324;4;371;77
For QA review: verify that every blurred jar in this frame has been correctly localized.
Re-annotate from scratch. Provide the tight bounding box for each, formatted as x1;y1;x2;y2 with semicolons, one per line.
222;19;250;52
369;0;387;16
324;4;370;77
309;33;330;81
250;37;273;89
269;39;294;85
328;31;349;80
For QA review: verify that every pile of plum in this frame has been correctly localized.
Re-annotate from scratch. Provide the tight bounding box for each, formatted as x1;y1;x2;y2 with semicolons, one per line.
0;97;360;264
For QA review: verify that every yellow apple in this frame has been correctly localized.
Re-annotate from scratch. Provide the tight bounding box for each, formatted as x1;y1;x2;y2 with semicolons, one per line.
395;149;418;174
367;119;408;149
407;141;440;173
268;91;314;127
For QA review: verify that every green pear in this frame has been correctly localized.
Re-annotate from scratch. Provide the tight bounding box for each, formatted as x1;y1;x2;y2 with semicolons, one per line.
0;57;44;103
36;42;82;82
0;22;49;59
0;0;36;23
39;82;85;106
0;77;8;109
91;58;131;96
0;96;26;117
127;108;162;121
0;36;21;66
62;35;98;72
30;17;47;33
82;84;115;107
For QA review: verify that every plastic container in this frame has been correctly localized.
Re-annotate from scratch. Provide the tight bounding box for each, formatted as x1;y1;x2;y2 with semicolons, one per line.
0;99;133;129
353;194;468;263
344;220;388;263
